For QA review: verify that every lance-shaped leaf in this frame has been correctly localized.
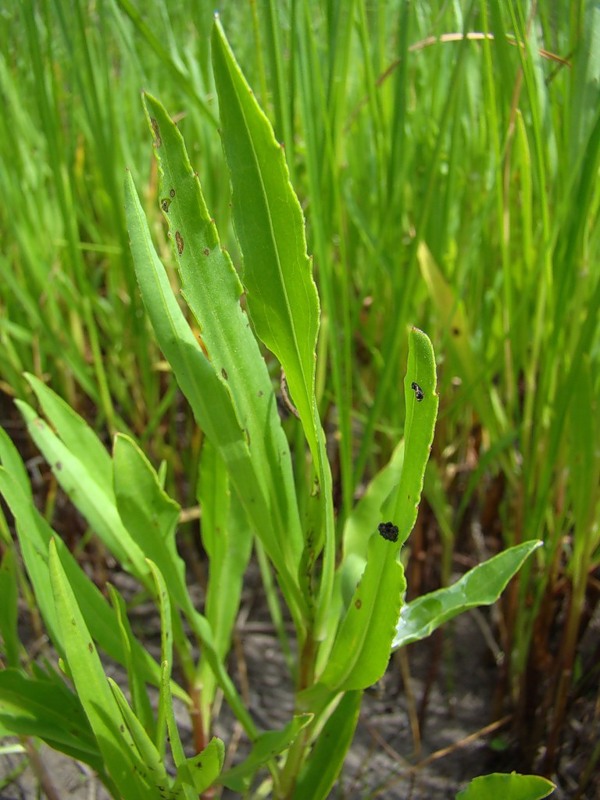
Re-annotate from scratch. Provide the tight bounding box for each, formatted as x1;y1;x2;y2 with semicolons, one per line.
317;533;405;692
16;397;150;584
173;739;224;796
0;431;171;696
140;93;303;577
0;668;104;774
316;329;438;686
124;169;307;633
48;540;150;800
113;434;190;615
393;541;542;649
211;18;320;461
382;327;439;546
211;17;335;638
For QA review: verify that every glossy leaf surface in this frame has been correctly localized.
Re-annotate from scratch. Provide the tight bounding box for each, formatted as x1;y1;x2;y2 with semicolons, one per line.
393;541;542;649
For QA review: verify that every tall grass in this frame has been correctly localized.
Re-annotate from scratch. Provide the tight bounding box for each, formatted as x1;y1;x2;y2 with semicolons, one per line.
1;0;598;780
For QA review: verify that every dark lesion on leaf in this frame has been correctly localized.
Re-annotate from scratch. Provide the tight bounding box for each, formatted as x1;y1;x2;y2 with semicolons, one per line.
378;521;399;542
411;381;424;401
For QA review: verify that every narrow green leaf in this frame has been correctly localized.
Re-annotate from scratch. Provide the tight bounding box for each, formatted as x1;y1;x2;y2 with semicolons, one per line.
456;772;555;800
339;439;405;607
145;559;173;758
210;21;336;633
0;549;19;667
161;659;188;777
106;584;155;739
109;678;178;798
113;434;190;615
219;714;312;794
16;399;150;584
318;533;405;692
196;441;253;728
383;327;439;546
0;468;171;697
198;440;252;659
0;427;33;498
24;373;113;489
125;171;281;738
211;17;320;458
139;91;303;579
0;669;102;770
124;168;307;633
392;541;542;649
48;540;149;800
318;328;438;689
293;691;362;800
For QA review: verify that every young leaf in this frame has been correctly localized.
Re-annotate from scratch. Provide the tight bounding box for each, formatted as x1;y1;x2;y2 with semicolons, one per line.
145;559;173;758
109;678;179;799
106;584;156;738
392;541;542;649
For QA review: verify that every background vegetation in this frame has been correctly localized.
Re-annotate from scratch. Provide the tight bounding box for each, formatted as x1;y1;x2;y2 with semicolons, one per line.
1;0;599;796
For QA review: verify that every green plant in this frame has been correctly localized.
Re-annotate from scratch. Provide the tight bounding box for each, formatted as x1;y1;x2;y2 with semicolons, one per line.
0;18;549;800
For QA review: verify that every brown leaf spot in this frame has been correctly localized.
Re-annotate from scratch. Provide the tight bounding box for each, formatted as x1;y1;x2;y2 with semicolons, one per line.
150;117;161;147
